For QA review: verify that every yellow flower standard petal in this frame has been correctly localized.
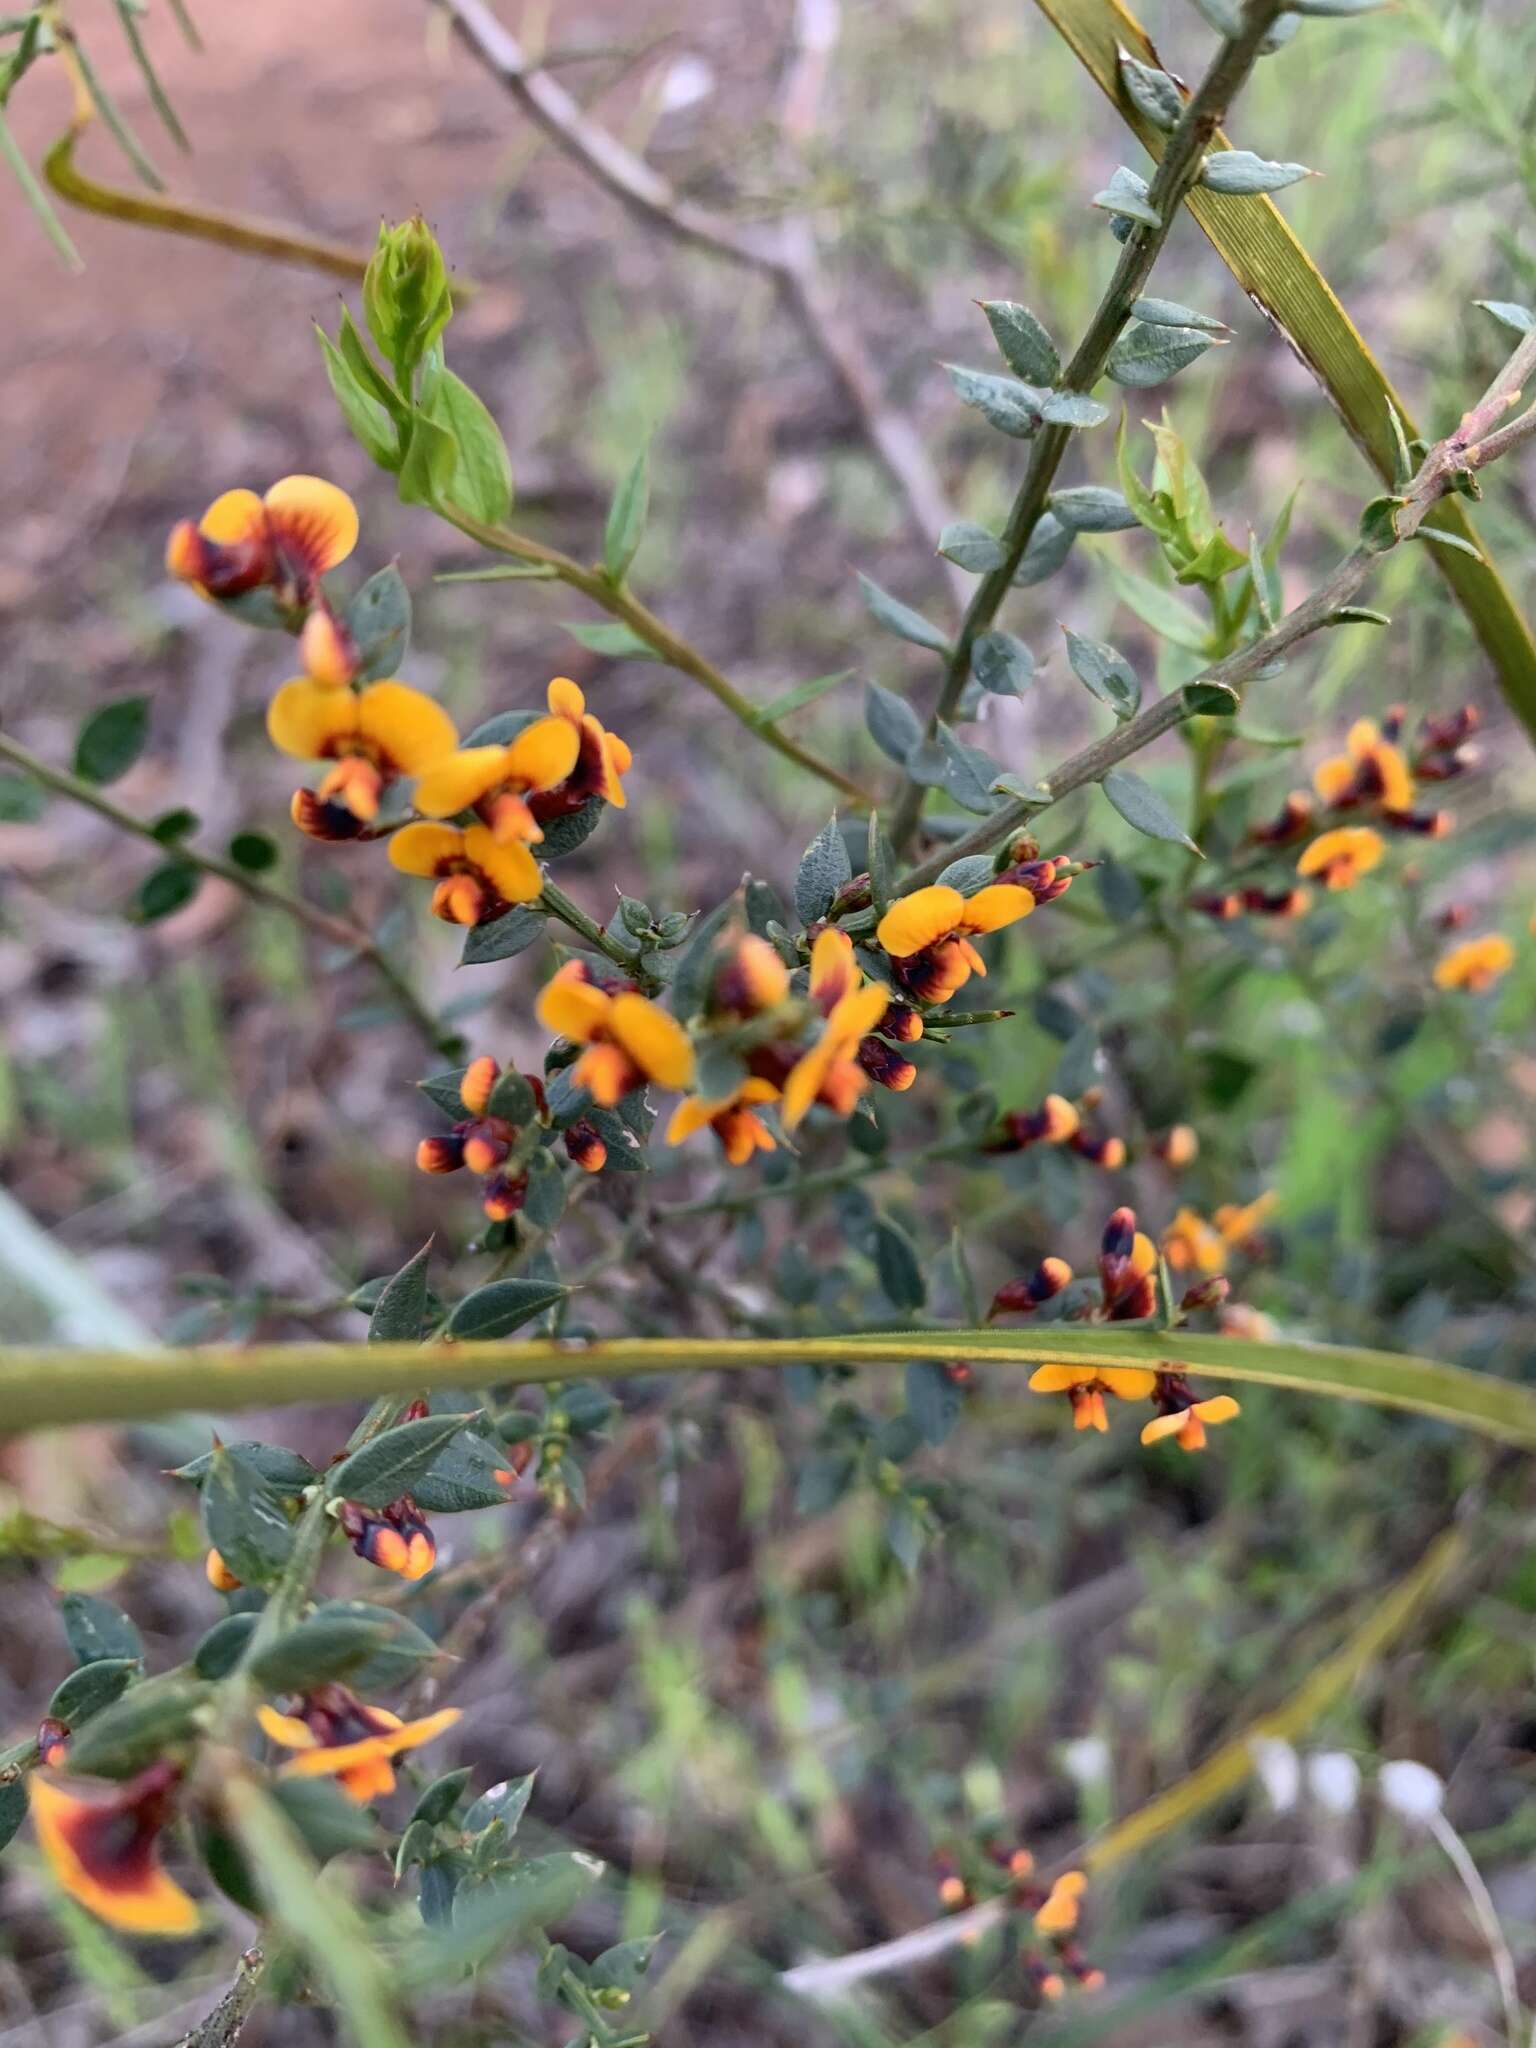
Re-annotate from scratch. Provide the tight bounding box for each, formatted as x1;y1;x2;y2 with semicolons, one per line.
1034;1870;1086;1936
262;474;359;577
827;982;891;1043
876;886;966;959
1099;1366;1158;1400
1028;1364;1092;1392
355;683;459;775
268;678;360;761
505;715;581;793
256;1704;319;1750
461;824;542;905
415;747;518;818
959;883;1034;934
547;676;586;721
536;964;612;1044
389;822;467;878
1141;1395;1241;1450
666;1096;719;1144
199;487;266;544
607;993;695;1090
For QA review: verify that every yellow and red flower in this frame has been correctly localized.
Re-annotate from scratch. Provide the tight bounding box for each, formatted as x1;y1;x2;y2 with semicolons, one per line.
415;1055;547;1219
1034;1869;1087;1936
875;883;1034;1003
707;934;792;1019
988;1094;1081;1152
666;1076;780;1164
530;677;633;820
257;1684;460;1804
1296;825;1383;892
1313;717;1415;816
337;1494;437;1580
536;961;695;1106
989;1253;1073;1320
413;712;581;849
1432;933;1513;993
29;1761;198;1936
268;678;458;840
1154;1124;1199;1169
389;820;544;925
166;475;358;612
778;929;890;1129
1027;1361;1158;1432
205;1547;242;1593
1141;1392;1241;1452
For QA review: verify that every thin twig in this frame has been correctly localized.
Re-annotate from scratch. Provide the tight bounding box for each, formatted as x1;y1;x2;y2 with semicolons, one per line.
437;499;877;805
428;0;964;593
0;729;450;1053
1425;1808;1525;2048
885;0;1290;851
173;1951;265;2048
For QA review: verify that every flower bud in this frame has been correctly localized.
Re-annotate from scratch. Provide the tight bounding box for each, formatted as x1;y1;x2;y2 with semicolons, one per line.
299;605;361;689
363;216;453;379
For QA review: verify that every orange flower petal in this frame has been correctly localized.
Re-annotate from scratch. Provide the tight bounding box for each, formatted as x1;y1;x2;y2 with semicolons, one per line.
415;747;517;818
876;886;964;959
1028;1364;1091;1392
536;964;612;1044
389;822;466;878
267;678;360;761
959;883;1035;935
808;927;859;1009
355;682;460;775
546;676;586;721
504;715;581;793
199;487;266;544
462;825;543;905
29;1774;199;1938
263;475;359;578
257;1704;319;1751
607;994;695;1090
1100;1366;1157;1400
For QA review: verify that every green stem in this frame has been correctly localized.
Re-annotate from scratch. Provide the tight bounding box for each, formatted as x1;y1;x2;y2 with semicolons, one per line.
436;500;877;808
538;878;660;989
5;1326;1536;1443
0;730;452;1055
886;0;1289;853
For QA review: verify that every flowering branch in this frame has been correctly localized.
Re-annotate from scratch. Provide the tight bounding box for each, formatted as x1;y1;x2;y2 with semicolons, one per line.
885;0;1291;851
0;727;451;1053
893;319;1536;893
437;500;877;807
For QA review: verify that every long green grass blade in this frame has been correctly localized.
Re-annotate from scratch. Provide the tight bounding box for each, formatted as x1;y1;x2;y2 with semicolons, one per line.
113;0;188;150
5;1326;1536;1441
0;104;82;268
1030;0;1536;745
68;30;163;189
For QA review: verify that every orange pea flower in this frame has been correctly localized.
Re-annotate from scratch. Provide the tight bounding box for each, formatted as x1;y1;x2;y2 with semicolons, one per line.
536;961;694;1106
412;713;581;848
530;677;633;820
268;678;458;839
389;821;543;926
166;475;358;612
666;1076;781;1164
1433;934;1513;993
1313;717;1415;814
1296;825;1384;891
875;882;1034;1002
1027;1362;1158;1432
780;929;890;1128
29;1762;198;1936
257;1685;460;1804
1141;1394;1241;1452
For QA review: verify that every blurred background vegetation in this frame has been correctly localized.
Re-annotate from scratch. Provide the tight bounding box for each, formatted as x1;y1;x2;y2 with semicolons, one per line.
1;0;1535;2041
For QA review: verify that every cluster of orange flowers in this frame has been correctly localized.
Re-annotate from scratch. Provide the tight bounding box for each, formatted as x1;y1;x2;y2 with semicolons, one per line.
989;1203;1274;1450
30;1686;460;1935
168;475;630;926
935;1844;1102;2002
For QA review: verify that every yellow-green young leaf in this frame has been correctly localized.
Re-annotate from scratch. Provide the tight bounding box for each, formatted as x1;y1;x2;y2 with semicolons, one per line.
603;447;650;584
425;368;513;524
1031;0;1536;745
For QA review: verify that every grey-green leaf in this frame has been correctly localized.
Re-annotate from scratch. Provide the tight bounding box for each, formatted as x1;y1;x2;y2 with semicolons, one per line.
1101;767;1199;852
327;1412;480;1508
1199;150;1311;195
937;520;1007;573
369;1241;433;1345
942;363;1045;440
1091;166;1160;228
444;1279;569;1343
864;682;925;765
856;572;952;654
1130;295;1230;334
971;631;1035;696
1118;52;1183;131
1012;512;1075;586
603;447;649;584
1107;322;1215;388
1039;391;1110;428
1064;628;1141;718
1051;485;1139;533
979;301;1060;384
795;814;854;922
1475;299;1536;337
